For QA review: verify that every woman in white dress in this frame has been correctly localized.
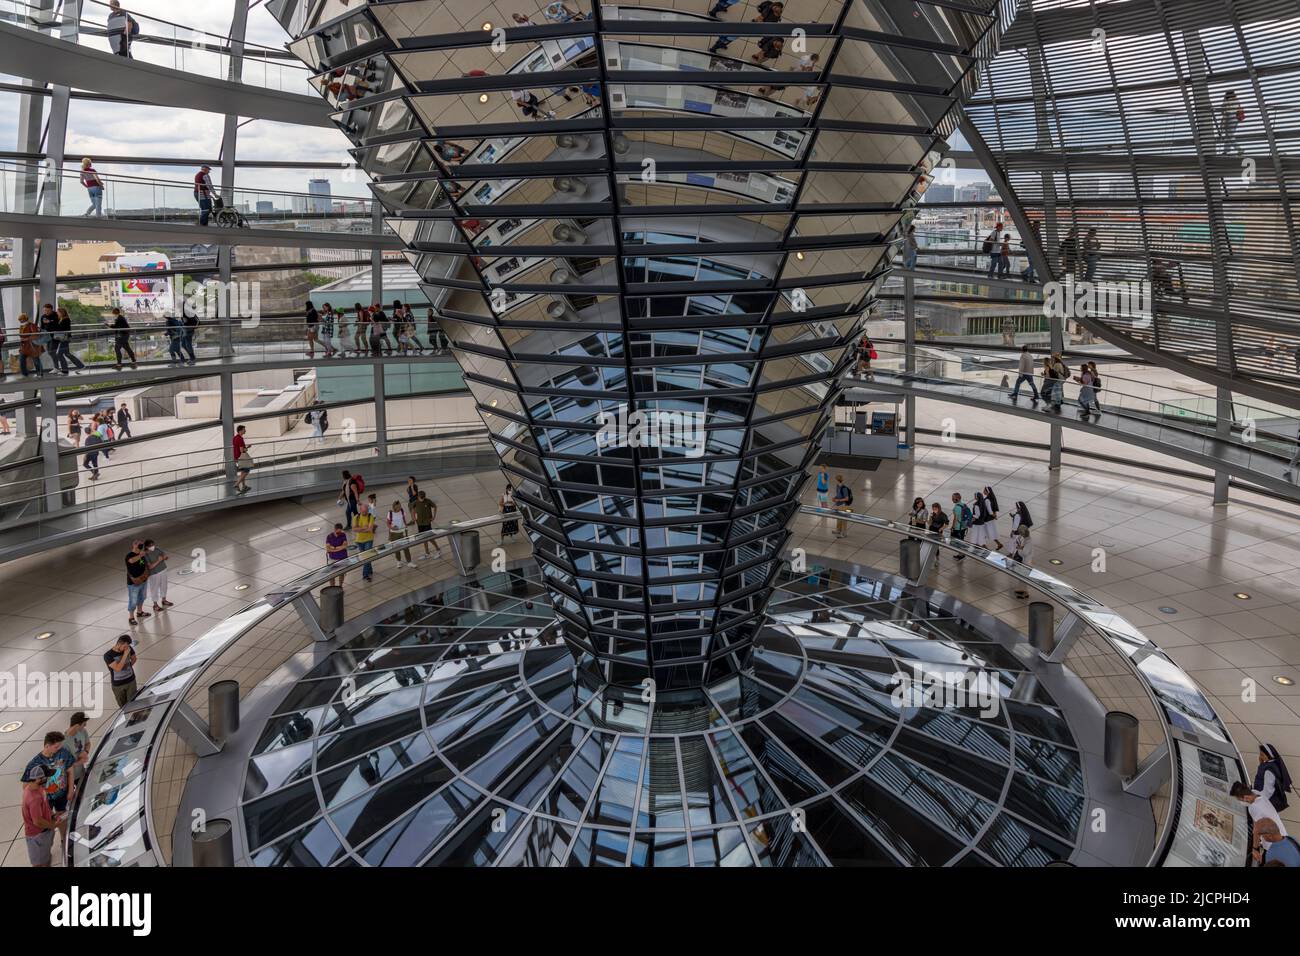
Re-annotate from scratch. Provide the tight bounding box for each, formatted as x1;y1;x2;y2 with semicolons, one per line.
969;491;992;549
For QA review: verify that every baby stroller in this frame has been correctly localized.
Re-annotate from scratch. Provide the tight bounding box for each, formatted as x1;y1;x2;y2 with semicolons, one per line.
211;196;247;229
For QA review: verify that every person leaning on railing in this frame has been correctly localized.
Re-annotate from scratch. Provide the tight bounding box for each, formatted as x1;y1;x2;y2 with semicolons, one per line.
17;313;45;378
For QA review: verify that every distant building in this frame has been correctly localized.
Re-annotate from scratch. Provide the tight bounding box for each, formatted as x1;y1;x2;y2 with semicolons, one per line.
256;200;274;215
307;178;331;214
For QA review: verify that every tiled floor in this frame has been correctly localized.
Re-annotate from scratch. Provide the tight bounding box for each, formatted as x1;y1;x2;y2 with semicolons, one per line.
3;398;1299;865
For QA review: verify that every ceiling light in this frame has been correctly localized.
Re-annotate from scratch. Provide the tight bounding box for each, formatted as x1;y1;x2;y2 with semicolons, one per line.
0;721;21;733
1273;675;1295;686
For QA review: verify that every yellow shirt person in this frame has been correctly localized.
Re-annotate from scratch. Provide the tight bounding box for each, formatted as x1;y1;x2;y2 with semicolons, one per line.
353;511;375;542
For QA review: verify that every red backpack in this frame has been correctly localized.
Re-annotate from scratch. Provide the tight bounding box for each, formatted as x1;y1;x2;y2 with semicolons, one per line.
353;473;365;493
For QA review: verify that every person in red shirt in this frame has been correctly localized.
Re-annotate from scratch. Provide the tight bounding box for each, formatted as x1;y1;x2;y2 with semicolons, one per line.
194;164;214;226
21;764;59;867
232;424;251;494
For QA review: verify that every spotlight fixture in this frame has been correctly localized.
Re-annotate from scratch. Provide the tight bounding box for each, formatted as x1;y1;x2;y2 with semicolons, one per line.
1233;592;1251;600
795;251;806;260
1048;558;1063;566
0;721;22;733
482;21;493;31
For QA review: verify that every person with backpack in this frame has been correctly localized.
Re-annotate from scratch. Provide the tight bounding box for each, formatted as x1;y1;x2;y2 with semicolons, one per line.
949;492;971;559
983;222;1003;277
1255;743;1294;814
106;1;138;58
18;312;45;378
832;474;853;538
339;469;363;529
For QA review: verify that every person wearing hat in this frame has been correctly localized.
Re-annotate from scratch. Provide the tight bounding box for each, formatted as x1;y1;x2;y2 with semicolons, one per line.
21;764;60;867
194;164;215;226
23;731;77;851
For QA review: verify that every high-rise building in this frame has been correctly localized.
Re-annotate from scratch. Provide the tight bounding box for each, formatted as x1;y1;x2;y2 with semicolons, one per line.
307;177;332;214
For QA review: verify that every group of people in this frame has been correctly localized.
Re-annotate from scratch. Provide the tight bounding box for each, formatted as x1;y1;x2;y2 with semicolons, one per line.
1008;346;1104;418
124;537;174;626
1231;744;1300;866
20;714;95;867
75;403;132;480
306;300;448;359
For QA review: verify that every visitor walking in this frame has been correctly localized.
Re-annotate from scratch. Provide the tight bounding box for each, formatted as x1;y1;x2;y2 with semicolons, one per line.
67;409;82;448
412;489;441;559
80;158;104;217
1010;501;1034;598
982;486;1003;551
387;500;413;565
969;491;993;551
106;0;136;57
181;307;198;364
998;233;1012;275
320;303;338;357
1060;225;1080;277
1220;91;1245;155
125;539;150;626
1022;221;1041;283
1082;228;1102;281
232;423;252;494
902;224;919;270
194;164;215;226
1074;364;1099;417
949;492;971;559
165;313;186;364
104;634;138;707
18;313;44;378
501;485;520;539
53;306;86;374
305;300;320;358
1010;345;1039;401
984;222;1003;276
82;430;102;480
116;402;132;439
325;523;349;587
354;503;377;581
339;469;362;529
109;307;138;369
832;474;852;538
143;538;173;613
815;464;830;508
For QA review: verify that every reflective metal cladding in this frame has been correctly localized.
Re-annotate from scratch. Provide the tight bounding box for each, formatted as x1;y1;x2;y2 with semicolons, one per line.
271;0;1007;690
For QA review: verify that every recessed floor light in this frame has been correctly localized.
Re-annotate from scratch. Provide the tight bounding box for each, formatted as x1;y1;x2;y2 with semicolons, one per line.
308;527;321;533
1048;558;1063;566
0;721;22;733
178;568;195;576
234;584;250;591
1234;592;1251;600
1159;606;1178;614
36;631;53;641
1274;675;1295;686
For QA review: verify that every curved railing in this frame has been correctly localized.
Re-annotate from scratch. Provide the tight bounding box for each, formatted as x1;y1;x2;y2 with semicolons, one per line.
0;0;313;93
66;514;510;868
69;507;1248;867
0;159;374;223
860;341;1300;472
800;506;1249;868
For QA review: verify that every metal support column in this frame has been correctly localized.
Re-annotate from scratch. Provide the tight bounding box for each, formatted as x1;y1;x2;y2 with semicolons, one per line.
903;274;916;448
38;384;61;512
373;362;387;458
371;202;384;304
1214;386;1231;504
219;369;236;482
216;0;249;358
